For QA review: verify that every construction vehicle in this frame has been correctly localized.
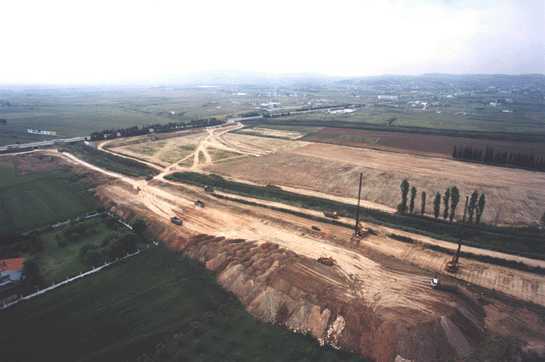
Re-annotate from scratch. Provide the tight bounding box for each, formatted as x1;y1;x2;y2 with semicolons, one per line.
170;216;183;226
429;277;457;293
354;223;369;236
350;173;370;244
317;256;335;266
194;200;205;208
445;196;469;273
446;241;462;273
429;277;479;311
204;185;214;193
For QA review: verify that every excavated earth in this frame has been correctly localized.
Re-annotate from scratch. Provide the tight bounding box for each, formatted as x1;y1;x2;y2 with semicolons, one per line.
95;182;545;362
29;147;543;362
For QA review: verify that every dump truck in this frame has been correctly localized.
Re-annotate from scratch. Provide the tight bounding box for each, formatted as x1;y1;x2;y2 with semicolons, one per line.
170;216;183;226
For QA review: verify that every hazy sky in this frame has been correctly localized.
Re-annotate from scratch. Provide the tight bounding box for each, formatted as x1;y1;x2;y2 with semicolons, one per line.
1;0;543;84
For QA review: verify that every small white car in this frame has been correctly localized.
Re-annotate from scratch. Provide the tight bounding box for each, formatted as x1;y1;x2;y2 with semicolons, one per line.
431;278;439;288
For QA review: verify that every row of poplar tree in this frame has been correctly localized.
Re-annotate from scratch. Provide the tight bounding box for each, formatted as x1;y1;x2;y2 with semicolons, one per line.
452;145;545;172
397;179;486;224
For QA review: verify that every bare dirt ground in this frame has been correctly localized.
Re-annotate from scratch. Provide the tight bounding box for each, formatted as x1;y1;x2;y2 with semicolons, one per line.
209;141;545;225
18;145;545;361
303;127;545;158
109;132;206;167
94;124;545;272
95;176;545;361
54;123;545;360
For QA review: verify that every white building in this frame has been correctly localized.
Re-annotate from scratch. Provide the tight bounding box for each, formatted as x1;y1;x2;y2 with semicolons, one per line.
27;129;57;136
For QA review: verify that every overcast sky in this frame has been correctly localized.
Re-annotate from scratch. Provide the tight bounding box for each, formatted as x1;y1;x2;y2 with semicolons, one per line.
1;0;543;84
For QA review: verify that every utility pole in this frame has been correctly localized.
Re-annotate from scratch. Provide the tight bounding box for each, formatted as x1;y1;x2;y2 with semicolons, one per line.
462;196;469;223
354;173;363;236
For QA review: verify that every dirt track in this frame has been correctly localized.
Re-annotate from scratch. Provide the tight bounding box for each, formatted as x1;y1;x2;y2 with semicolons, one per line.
52;146;545;307
86;125;545;293
47;124;545;360
92;172;545;360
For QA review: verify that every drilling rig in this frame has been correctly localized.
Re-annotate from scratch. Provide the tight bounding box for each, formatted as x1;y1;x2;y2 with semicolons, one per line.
351;173;369;243
445;196;468;273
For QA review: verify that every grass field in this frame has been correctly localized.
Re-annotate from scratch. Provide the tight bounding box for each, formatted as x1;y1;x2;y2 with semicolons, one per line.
64;143;158;178
166;172;545;260
249;117;545;143
1;76;544;147
0;87;253;146
0;159;98;234
0;246;364;362
35;217;133;284
264;103;545;136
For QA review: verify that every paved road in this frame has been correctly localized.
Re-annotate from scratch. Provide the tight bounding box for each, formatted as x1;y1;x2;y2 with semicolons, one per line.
0;136;85;152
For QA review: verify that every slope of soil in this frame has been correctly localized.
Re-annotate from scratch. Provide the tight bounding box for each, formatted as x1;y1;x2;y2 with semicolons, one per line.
94;179;545;361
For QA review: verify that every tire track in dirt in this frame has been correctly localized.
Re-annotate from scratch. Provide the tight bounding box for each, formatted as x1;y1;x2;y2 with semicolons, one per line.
55;129;545;307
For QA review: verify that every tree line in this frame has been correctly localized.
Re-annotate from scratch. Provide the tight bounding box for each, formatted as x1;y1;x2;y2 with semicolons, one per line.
398;179;486;224
89;118;224;141
452;145;545;172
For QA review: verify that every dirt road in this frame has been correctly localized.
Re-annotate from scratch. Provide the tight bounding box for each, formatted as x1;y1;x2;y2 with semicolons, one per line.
50;146;545;308
69;126;545;306
94;125;545;266
31;147;545;361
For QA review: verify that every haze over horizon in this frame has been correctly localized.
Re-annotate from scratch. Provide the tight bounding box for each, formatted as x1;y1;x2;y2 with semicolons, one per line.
1;0;544;85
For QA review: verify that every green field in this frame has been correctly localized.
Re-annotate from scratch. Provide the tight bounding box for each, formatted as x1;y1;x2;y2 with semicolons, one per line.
63;143;158;178
2;76;544;147
269;106;545;135
34;217;134;284
0;87;254;146
166;172;545;261
0;159;98;234
0;246;364;362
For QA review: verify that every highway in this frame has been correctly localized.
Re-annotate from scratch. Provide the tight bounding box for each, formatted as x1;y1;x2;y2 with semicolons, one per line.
0;136;86;152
